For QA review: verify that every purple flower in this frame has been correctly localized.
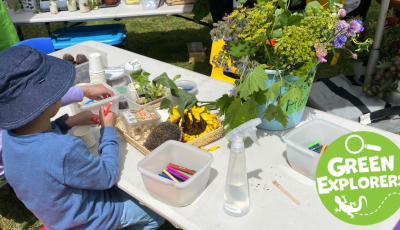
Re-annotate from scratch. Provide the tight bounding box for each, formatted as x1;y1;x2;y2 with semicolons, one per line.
241;63;246;69
335;20;349;35
345;20;362;37
334;35;347;47
338;9;346;18
356;19;364;32
223;66;232;72
223;37;232;42
315;41;327;63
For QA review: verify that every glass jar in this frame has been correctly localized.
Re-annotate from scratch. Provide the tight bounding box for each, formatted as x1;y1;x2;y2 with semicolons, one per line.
67;0;77;11
79;0;90;13
49;0;58;14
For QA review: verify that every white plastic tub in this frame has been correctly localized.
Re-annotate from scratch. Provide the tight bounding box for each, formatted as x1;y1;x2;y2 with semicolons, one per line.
79;82;120;115
137;141;214;206
50;45;108;86
124;88;170;110
282;119;351;180
175;80;198;95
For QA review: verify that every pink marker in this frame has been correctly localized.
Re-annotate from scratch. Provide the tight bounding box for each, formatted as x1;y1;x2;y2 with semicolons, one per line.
167;165;189;179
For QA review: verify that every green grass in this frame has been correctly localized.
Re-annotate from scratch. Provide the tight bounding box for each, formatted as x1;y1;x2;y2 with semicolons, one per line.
1;1;381;229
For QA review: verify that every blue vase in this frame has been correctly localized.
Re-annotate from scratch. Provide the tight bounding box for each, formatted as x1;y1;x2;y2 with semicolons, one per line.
257;68;316;131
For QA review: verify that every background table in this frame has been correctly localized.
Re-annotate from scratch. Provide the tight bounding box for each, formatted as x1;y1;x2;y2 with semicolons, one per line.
54;41;400;230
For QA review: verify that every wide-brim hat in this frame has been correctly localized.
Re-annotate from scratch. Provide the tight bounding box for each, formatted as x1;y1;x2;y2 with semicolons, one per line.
0;45;75;130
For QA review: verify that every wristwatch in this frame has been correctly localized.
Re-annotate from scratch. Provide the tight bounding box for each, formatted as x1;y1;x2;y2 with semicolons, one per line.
55;114;72;132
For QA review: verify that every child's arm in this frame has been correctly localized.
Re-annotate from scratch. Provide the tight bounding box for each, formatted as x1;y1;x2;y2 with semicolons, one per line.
63;127;120;189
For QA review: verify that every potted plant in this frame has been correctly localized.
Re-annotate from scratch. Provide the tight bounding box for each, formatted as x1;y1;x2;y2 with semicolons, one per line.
129;69;181;107
209;0;369;131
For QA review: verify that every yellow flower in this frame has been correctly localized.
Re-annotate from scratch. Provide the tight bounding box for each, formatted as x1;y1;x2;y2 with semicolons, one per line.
188;113;193;124
191;105;206;122
200;146;220;152
167;107;181;123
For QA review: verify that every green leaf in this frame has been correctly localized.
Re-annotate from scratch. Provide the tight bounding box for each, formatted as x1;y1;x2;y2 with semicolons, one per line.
278;0;287;9
204;103;217;111
143;72;151;78
177;89;198;120
287;15;303;26
239;0;247;3
130;69;143;80
267;81;284;102
152;73;179;96
14;1;22;12
192;0;210;23
279;10;292;27
275;9;284;16
173;75;181;82
160;98;174;113
279;84;303;105
329;0;341;11
254;90;268;105
224;98;258;131
376;62;393;69
379;78;396;90
227;39;257;57
262;104;289;128
216;94;235;116
305;1;321;13
237;66;269;100
272;29;282;38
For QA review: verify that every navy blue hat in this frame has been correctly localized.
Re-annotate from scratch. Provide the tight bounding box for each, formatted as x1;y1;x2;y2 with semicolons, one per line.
0;45;75;130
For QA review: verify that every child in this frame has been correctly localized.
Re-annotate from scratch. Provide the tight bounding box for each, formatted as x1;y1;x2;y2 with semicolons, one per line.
0;46;164;230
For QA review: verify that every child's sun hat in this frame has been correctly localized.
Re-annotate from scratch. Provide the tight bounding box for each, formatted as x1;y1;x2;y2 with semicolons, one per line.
0;45;75;130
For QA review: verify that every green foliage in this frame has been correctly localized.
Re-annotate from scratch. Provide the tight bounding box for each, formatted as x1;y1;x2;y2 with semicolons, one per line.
177;89;198;120
290;57;317;78
14;1;22;12
376;62;393;69
287;14;303;27
262;104;289;128
193;0;209;23
160;98;174;113
216;94;235;116
153;73;180;96
278;0;288;9
279;83;303;105
279;10;291;27
305;1;321;14
224;98;258;132
266;81;284;102
379;78;396;91
228;39;257;57
237;66;269;100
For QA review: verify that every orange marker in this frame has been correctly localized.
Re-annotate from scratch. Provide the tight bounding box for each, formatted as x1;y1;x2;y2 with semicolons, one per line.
320;144;327;155
163;169;179;182
104;102;112;116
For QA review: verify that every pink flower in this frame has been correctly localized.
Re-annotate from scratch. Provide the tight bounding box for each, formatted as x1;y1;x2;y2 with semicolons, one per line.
315;41;327;63
352;53;358;59
338;9;346;18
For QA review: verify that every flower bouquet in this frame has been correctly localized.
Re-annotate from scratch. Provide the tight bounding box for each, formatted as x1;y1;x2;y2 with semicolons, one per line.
210;0;370;131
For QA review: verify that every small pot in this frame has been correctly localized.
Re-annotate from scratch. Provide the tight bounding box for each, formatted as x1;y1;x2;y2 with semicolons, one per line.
136;98;146;105
104;0;116;5
67;0;77;11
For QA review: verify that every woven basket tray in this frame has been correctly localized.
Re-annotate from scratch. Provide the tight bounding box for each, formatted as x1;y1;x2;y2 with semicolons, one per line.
115;117;224;156
165;0;195;6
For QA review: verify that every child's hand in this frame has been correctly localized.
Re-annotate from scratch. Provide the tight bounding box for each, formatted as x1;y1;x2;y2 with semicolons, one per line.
65;111;99;127
80;84;114;100
99;106;117;127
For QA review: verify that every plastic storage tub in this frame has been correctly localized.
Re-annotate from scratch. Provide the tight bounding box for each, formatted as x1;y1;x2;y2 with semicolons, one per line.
40;0;68;10
121;106;161;143
175;80;198;95
51;24;127;50
79;82;120;115
137;141;214;206
282;119;351;180
142;0;160;9
50;44;108;86
124;89;169;109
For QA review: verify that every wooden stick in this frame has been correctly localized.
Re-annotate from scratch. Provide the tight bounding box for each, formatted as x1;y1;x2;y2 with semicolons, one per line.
273;180;300;205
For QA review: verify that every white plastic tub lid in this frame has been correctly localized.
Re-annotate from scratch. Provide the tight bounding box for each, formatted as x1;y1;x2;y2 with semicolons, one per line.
105;67;125;80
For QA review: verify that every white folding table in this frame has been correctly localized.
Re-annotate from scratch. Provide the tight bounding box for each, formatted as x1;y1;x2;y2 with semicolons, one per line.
53;41;400;230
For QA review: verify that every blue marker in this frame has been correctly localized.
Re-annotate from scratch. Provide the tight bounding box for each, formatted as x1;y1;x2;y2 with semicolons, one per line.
83;99;94;105
99;94;104;99
158;174;172;180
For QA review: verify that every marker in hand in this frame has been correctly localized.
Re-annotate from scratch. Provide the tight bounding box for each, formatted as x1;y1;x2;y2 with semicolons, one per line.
99;94;104;99
91;117;100;126
104;102;112;116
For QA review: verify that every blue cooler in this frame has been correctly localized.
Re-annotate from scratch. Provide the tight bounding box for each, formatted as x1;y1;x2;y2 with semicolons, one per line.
51;24;127;50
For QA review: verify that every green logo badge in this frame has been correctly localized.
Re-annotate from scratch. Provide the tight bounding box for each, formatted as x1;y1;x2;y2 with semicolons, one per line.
316;131;400;225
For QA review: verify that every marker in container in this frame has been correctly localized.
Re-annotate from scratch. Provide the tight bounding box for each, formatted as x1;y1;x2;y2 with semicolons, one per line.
158;174;172;180
320;144;328;155
104;102;112;116
306;141;319;149
167;165;189;179
169;163;196;175
309;144;320;151
167;168;187;182
177;170;192;178
163;169;179;182
83;99;94;105
313;145;323;152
